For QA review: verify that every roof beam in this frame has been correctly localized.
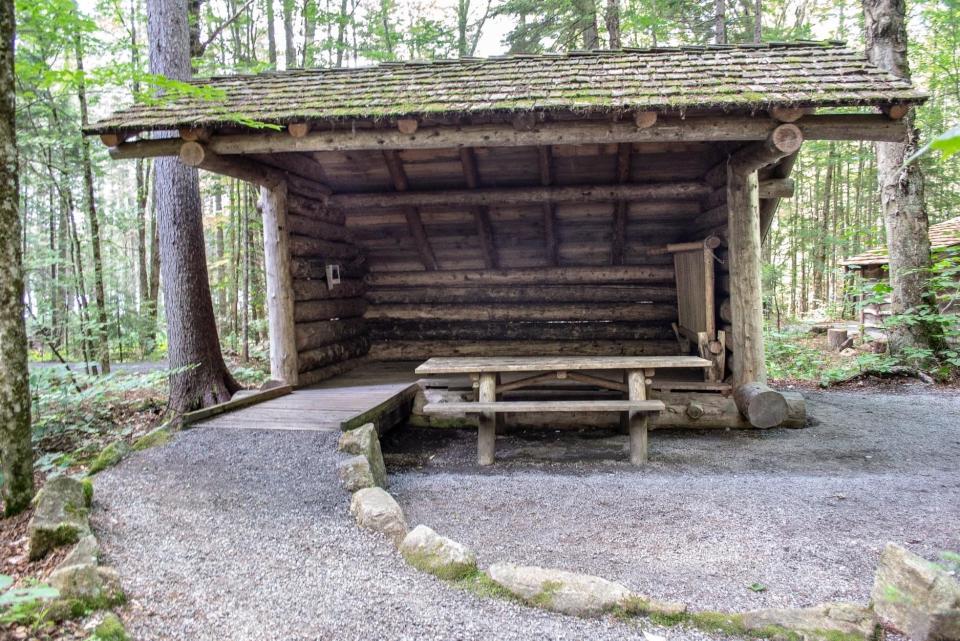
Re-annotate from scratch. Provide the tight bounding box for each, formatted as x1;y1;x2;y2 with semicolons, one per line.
106;114;910;159
178;141;284;189
537;146;558;266
458;147;498;269
382;150;438;271
331;181;710;211
611;142;631;266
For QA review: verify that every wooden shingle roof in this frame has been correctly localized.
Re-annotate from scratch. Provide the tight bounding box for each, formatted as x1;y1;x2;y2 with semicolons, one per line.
88;42;926;135
842;217;960;267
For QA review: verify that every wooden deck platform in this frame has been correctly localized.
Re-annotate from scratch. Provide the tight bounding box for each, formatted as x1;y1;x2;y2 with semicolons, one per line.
197;361;419;432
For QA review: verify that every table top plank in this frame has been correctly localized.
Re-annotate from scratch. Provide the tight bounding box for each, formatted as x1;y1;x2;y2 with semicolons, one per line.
423;400;667;413
415;355;712;374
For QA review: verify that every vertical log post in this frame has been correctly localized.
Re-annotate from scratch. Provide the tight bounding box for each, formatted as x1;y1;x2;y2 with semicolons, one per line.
726;124;802;426
627;369;648;464
477;372;497;465
726;168;766;386
727;124;803;388
261;182;299;385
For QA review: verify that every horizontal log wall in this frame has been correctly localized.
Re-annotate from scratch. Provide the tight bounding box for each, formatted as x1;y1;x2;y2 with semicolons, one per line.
289;195;371;384
364;265;681;360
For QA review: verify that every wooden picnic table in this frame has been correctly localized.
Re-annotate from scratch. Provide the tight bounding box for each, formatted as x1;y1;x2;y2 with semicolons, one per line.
416;355;712;466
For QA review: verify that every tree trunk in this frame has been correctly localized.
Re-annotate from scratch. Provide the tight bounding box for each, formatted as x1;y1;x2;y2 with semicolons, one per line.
282;0;295;68
457;0;469;56
75;34;111;374
302;0;315;67
605;0;621;48
754;0;762;42
147;0;239;414
580;0;600;49
715;0;727;44
265;0;277;67
0;0;34;515
863;0;945;359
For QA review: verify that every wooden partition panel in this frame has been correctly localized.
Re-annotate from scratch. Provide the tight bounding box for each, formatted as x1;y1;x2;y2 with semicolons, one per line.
287;194;370;386
364;266;679;360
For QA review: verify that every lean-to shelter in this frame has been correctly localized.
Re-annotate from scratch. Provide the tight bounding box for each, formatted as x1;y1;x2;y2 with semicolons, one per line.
87;42;926;430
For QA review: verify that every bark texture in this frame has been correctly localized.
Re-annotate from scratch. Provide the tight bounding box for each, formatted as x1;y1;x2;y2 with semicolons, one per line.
863;0;944;358
0;0;35;514
148;0;239;413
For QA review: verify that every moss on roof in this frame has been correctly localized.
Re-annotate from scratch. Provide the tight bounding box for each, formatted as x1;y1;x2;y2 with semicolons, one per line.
88;42;927;134
842;217;960;267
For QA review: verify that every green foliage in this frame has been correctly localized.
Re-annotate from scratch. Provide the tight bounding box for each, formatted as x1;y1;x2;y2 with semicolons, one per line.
908;125;960;163
87;441;130;475
765;327;901;385
0;575;60;628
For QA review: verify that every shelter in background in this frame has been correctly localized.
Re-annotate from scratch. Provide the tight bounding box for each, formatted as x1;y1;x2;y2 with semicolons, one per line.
842;216;960;339
88;42;925;431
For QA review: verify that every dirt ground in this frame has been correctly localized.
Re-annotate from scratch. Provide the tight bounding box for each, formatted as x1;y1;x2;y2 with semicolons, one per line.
383;388;960;612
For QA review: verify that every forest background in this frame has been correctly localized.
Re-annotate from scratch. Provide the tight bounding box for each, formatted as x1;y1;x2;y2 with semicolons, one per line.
15;0;960;384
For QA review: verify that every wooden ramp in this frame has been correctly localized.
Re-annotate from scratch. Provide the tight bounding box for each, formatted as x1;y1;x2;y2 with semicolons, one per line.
198;362;420;432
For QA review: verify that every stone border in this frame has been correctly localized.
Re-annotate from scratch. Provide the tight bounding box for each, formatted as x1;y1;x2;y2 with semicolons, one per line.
24;475;127;625
338;425;957;641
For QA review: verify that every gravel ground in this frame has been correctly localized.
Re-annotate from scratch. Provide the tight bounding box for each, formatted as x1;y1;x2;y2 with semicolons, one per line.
92;389;960;640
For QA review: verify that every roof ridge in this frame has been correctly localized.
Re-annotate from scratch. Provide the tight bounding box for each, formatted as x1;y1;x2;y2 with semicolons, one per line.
196;40;852;83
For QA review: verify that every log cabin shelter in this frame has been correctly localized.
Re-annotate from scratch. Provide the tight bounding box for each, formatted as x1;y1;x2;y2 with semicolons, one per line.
842;216;959;341
87;41;926;433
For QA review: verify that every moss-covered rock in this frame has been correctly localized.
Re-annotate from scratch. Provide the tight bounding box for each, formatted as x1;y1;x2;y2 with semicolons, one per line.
741;603;878;641
486;563;632;617
88;440;131;475
337;455;375;492
28;476;92;560
132;426;171;451
871;542;960;641
400;525;477;580
92;613;129;641
338;423;387;488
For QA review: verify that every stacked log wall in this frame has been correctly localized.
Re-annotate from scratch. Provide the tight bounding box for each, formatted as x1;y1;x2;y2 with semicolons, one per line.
363;266;680;360
288;194;370;385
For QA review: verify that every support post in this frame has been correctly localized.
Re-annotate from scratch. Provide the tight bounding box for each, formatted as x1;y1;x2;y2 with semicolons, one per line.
478;372;497;466
261;182;299;385
726;167;766;387
627;369;648;464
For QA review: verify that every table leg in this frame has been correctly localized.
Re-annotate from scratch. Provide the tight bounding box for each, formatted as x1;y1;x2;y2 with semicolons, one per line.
620;370;629;433
627;369;648;465
478;372;497;466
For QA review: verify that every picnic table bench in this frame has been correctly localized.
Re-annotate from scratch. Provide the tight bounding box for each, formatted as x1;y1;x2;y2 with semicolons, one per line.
415;356;712;466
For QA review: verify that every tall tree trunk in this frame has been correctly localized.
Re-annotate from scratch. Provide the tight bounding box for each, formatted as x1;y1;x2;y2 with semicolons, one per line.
863;0;944;358
0;0;34;515
605;0;621;48
715;0;727;44
754;0;762;42
75;34;111;374
281;0;295;68
265;0;277;67
579;0;599;49
335;0;349;67
147;0;240;413
303;0;316;67
457;0;469;56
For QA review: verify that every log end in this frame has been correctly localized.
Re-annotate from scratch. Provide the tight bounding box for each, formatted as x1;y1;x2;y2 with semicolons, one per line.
178;141;207;167
734;382;789;428
288;122;311;138
634;111;658;129
397;118;419;135
771;123;804;155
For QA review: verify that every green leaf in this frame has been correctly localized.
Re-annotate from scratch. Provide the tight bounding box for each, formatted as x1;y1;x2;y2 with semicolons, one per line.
748;583;767;593
0;584;59;605
0;575;13;591
907;125;960;164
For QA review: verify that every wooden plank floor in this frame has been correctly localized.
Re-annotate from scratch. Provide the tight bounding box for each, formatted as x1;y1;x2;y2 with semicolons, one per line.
198;361;421;432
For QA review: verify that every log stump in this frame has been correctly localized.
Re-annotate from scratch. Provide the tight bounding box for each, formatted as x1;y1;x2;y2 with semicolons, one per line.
734;382;789;429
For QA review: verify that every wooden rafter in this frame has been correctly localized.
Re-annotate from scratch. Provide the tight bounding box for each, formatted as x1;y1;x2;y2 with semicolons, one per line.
537;146;559;266
382;150;438;271
611;143;632;265
329;181;710;210
458;148;498;269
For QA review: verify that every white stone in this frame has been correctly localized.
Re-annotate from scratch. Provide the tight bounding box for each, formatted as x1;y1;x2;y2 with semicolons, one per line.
400;525;476;579
337;455;375;492
349;487;407;547
487;563;632;617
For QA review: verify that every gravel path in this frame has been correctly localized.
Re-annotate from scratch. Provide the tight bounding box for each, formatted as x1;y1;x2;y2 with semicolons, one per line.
92;389;960;640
